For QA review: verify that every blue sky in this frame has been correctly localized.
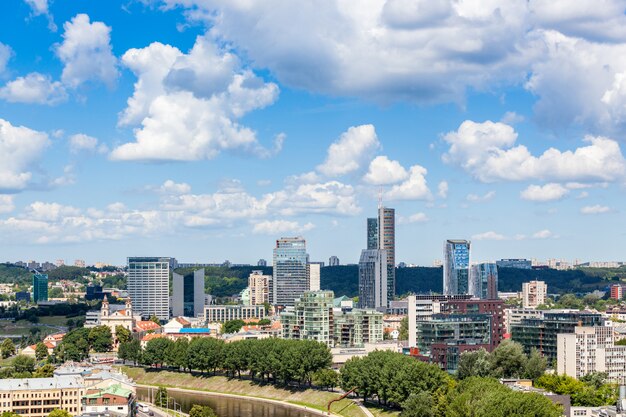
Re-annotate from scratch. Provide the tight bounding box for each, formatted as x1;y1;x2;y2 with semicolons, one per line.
1;0;625;266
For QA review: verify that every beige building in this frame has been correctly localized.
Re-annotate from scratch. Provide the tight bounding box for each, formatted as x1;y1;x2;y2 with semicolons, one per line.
204;304;266;323
0;376;84;417
522;280;547;308
248;270;270;305
557;326;626;383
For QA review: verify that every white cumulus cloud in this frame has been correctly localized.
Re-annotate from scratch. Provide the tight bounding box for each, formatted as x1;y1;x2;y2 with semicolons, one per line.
581;205;611;215
384;165;432;201
0;119;49;191
437;181;448;199
520;183;569;202
0;73;67;105
56;14;119;88
472;231;507;241
252;220;315;235
69;133;100;153
317;124;380;177
363;155;408;185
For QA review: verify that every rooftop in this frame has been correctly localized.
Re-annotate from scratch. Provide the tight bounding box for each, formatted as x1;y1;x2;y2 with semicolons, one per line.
0;376;83;391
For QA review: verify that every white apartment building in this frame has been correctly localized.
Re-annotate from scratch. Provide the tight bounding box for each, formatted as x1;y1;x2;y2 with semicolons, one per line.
0;376;84;417
204;304;266;323
248;270;270;305
308;263;321;291
504;308;544;333
522;280;547;309
557;325;626;383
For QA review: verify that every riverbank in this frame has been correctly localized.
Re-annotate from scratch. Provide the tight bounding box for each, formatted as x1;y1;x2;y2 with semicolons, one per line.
122;367;367;417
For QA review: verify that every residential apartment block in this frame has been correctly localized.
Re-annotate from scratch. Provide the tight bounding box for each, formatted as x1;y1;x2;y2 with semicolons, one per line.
0;376;84;417
522;280;547;309
204;304;266;323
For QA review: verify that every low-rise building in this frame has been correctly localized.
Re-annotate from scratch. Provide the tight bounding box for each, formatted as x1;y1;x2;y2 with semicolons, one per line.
204;304;266;323
0;376;84;417
82;384;134;417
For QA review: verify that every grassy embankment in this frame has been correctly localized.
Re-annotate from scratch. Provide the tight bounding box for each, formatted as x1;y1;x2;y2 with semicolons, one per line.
0;315;68;337
121;366;377;417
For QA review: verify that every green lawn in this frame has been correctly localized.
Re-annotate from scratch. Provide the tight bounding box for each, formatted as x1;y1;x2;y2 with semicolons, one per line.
121;367;366;417
0;315;67;339
364;403;401;417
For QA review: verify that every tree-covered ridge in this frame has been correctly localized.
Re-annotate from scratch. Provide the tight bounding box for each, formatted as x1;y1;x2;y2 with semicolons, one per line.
174;265;272;297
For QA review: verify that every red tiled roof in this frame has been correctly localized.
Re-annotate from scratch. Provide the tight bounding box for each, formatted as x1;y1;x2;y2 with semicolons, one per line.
135;321;161;331
175;317;191;326
141;333;164;342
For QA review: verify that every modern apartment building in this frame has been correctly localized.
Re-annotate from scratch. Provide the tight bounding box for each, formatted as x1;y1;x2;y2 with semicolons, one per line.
610;284;623;301
172;268;205;318
272;237;309;306
511;311;605;361
0;376;84;417
504;308;543;333
522;280;547;309
308;263;321;291
443;240;471;295
557;326;626;383
281;290;384;348
358;249;388;310
127;257;171;321
469;262;498;299
204;304;266;323
248;270;270;305
32;273;48;303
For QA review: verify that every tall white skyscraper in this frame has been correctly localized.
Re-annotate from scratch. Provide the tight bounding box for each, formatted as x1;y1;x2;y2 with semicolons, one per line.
358;249;388;310
172;268;205;318
127;257;170;321
308;263;320;291
443;240;471;295
272;237;309;306
378;207;395;301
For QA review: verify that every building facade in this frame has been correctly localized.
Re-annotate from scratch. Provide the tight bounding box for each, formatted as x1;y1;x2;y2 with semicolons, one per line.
358;249;388;310
470;262;498;299
367;218;378;250
522;280;547;309
443;240;471;295
172;268;205;318
511;311;605;361
127;257;171;321
557;326;626;383
610;284;623;301
308;263;321;291
272;237;309;306
496;259;532;269
378;207;395;301
204;305;266;323
334;309;384;348
0;376;84;417
248;270;270;305
32;273;48;303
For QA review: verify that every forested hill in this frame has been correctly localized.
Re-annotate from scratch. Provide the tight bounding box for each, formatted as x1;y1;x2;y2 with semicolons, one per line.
321;265;613;297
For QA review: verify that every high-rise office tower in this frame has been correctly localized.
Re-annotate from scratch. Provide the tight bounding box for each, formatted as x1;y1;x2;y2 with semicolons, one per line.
469;263;498;299
328;256;340;266
308;263;321;291
378;207;395;301
127;257;171;321
249;270;270;305
32;273;48;302
257;259;267;267
358;249;388;310
172;268;205;317
367;218;379;250
272;237;309;306
443;240;471;295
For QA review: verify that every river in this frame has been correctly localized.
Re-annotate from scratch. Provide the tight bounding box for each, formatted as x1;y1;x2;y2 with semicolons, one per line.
136;386;327;417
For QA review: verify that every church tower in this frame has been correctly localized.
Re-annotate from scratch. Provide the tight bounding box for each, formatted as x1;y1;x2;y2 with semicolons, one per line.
101;294;110;317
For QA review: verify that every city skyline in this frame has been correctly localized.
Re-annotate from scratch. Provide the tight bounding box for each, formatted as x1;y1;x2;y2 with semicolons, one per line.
1;1;626;266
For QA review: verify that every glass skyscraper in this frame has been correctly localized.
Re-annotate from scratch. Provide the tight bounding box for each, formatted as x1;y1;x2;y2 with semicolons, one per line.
367;217;378;250
272;237;309;306
127;257;171;321
469;262;498;299
172;268;205;317
358;249;388;310
32;273;48;302
443;240;471;295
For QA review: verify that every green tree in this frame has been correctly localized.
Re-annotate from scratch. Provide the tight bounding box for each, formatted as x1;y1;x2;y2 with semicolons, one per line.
48;410;72;417
523;348;547;380
222;319;245;334
118;339;142;365
189;405;217;417
1;339;15;359
142;337;172;367
457;348;492;379
167;338;189;371
490;340;527;378
399;316;409;341
401;391;434;417
35;342;49;361
1;412;20;417
188;337;224;374
313;368;339;391
48;287;64;298
615;338;626;346
34;363;55;378
88;325;113;352
12;354;35;374
155;386;168;408
115;326;131;344
149;315;161;325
